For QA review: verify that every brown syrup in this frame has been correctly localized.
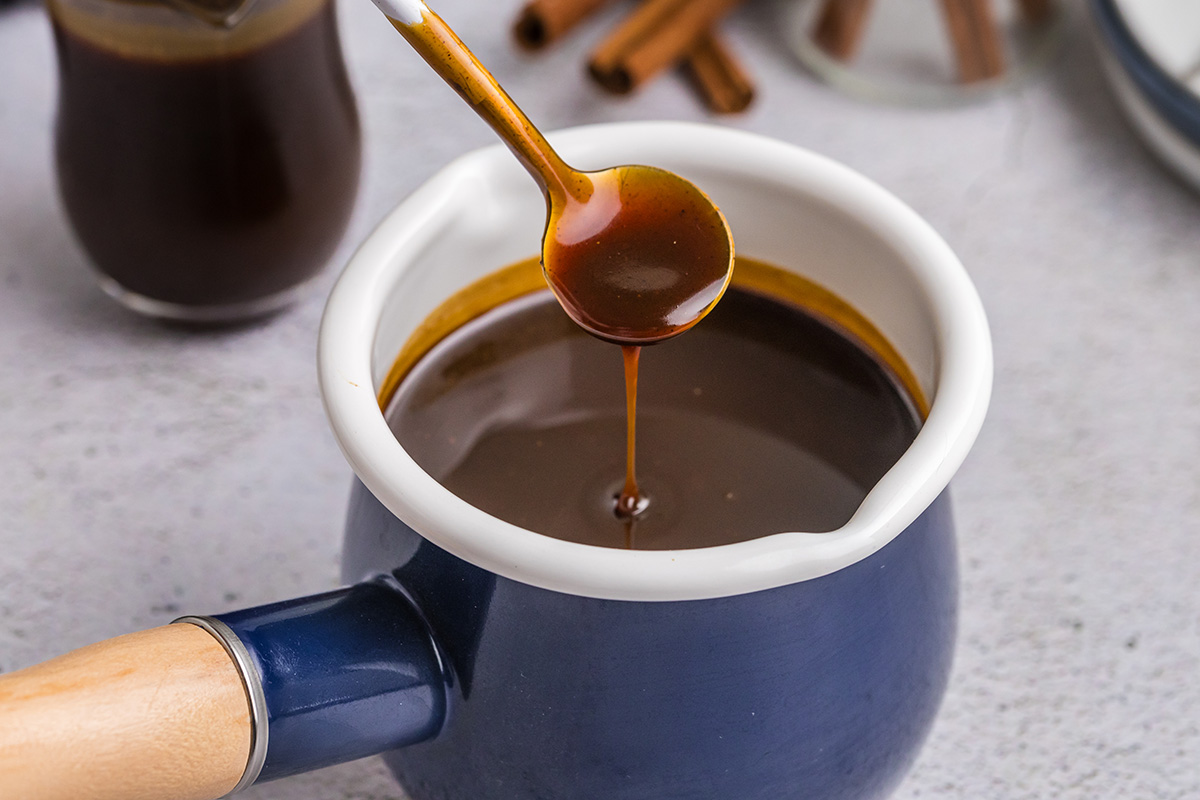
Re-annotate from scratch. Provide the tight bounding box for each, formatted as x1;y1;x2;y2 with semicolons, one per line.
383;258;924;551
385;5;732;519
51;0;361;308
616;345;643;523
539;166;733;346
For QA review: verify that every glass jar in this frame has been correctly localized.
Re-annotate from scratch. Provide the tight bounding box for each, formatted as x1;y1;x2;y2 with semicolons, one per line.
48;0;362;321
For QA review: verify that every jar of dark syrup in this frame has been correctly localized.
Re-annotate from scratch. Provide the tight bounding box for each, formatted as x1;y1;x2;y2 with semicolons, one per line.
48;0;362;321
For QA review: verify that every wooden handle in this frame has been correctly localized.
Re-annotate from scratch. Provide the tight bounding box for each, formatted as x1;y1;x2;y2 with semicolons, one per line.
0;624;252;800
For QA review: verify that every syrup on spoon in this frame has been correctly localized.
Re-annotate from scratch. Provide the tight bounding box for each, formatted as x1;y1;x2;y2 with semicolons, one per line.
369;0;734;526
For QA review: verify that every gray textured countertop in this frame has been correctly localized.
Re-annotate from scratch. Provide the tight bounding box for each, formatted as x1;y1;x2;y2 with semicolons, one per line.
2;1;1198;798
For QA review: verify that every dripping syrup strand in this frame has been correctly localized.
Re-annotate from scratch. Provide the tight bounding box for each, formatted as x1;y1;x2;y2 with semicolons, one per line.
616;344;642;548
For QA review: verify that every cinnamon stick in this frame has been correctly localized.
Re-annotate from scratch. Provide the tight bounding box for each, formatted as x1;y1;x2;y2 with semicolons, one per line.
588;0;747;94
812;0;874;61
513;0;616;50
1015;0;1053;24
683;31;754;113
939;0;1005;83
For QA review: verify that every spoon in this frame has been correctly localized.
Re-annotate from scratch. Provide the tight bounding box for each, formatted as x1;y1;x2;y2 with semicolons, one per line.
369;0;734;345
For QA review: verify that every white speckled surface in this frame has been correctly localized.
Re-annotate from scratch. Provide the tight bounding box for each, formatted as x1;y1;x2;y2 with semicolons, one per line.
1;1;1198;797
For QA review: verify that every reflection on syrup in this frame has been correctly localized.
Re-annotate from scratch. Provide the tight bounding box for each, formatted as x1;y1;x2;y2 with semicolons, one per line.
375;0;734;533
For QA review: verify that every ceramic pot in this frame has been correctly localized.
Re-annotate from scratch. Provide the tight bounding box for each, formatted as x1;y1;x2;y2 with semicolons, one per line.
0;122;991;800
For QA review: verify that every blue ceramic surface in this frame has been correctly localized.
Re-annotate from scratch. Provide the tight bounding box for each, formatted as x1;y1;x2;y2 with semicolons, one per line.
215;580;448;781
329;480;959;800
1092;0;1200;144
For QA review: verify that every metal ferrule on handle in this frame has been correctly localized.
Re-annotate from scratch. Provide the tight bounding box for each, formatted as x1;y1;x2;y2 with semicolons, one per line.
176;578;450;788
173;616;271;793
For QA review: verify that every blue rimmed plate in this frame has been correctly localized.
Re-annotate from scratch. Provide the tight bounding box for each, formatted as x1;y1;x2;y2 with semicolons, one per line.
1092;0;1200;192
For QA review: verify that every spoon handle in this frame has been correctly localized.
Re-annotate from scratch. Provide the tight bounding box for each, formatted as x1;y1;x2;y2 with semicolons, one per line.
370;0;584;201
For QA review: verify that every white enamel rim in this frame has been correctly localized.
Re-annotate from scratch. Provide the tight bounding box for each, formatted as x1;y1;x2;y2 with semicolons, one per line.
319;122;993;602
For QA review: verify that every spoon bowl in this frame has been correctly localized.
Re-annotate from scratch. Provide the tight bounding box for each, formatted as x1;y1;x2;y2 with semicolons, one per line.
542;165;734;345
